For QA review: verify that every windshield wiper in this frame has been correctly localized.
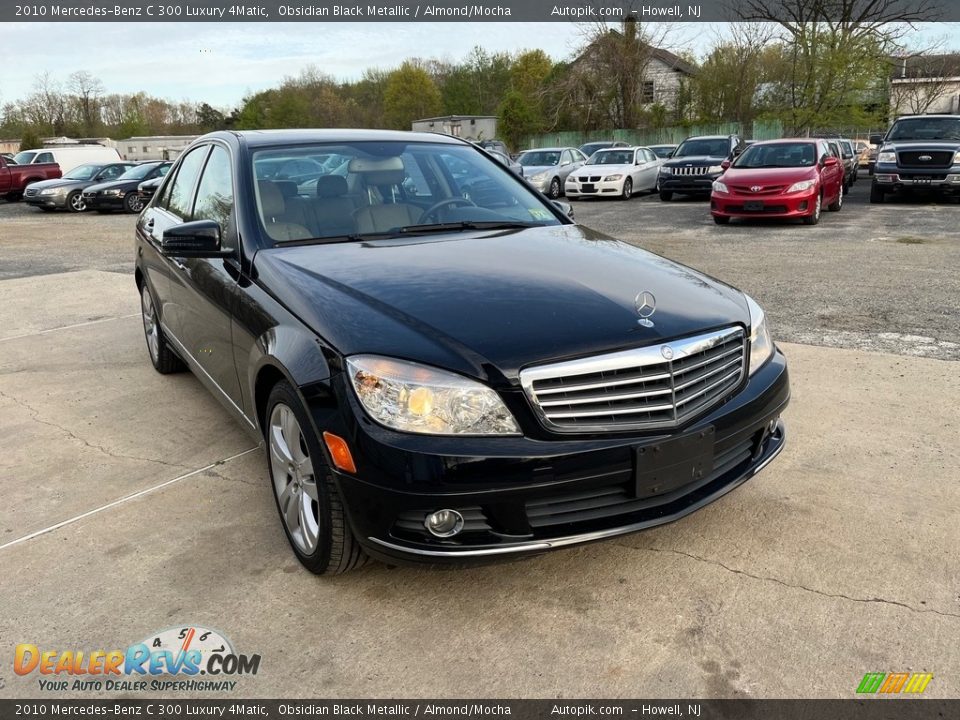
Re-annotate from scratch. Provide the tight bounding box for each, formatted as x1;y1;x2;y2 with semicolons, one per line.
395;221;541;235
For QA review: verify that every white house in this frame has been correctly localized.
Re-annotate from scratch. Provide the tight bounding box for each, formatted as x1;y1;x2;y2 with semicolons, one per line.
888;53;960;116
411;115;498;141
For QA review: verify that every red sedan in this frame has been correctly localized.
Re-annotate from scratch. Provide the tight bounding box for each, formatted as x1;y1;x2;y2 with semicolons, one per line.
710;139;845;225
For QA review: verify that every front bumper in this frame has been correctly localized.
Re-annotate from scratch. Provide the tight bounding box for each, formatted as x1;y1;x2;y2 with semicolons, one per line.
82;192;126;209
659;174;718;195
329;349;790;565
711;189;818;219
565;177;624;197
24;193;67;209
872;168;960;192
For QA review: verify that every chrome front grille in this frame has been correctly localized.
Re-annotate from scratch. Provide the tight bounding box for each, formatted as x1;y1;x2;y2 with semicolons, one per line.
520;327;746;432
24;188;39;197
671;165;711;176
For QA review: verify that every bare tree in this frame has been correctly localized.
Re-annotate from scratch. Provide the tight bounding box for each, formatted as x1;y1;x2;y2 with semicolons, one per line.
67;71;105;137
737;0;941;133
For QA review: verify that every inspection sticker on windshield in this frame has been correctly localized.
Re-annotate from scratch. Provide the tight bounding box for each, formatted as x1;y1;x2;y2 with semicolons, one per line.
529;208;552;220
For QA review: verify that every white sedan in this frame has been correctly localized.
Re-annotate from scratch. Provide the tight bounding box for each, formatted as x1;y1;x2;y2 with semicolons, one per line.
564;146;664;200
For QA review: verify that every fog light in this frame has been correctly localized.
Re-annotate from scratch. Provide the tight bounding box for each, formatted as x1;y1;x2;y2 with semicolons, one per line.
425;509;464;538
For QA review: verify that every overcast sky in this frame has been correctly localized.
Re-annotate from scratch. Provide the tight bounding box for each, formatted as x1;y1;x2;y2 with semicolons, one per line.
1;22;958;109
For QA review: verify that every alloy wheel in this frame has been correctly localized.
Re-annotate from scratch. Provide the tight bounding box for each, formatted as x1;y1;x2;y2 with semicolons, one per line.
622;179;632;199
140;286;160;362
126;194;145;213
269;404;320;555
69;193;86;212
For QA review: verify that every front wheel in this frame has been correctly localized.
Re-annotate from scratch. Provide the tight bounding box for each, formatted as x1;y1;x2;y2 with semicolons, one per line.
265;381;367;575
713;215;730;225
66;190;86;213
621;178;632;200
124;193;144;213
869;184;885;204
802;193;822;225
548;177;561;199
659;190;673;201
828;186;843;212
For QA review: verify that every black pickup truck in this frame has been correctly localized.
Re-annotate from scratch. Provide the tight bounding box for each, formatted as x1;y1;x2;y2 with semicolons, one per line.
870;115;960;203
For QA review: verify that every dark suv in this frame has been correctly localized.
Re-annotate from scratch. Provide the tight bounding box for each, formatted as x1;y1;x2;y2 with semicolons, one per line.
870;115;960;203
659;134;745;200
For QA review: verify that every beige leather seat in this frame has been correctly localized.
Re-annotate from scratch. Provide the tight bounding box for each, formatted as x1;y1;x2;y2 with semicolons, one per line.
311;175;356;237
258;181;311;242
352;169;422;234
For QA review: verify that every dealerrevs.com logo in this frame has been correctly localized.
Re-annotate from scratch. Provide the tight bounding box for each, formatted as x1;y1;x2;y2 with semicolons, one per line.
15;626;261;693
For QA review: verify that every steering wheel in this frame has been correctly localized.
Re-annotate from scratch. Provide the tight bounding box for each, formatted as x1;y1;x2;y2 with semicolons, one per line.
420;197;476;223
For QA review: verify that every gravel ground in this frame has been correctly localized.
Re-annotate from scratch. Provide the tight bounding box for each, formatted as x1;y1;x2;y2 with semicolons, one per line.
2;174;958;359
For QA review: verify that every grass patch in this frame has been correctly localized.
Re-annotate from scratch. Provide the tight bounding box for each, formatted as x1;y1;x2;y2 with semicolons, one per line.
896;237;928;244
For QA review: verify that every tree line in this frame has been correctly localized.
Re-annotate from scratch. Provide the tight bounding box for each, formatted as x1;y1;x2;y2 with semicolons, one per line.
2;11;950;152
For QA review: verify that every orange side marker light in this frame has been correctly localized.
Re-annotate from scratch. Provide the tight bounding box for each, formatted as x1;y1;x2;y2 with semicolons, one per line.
322;432;357;474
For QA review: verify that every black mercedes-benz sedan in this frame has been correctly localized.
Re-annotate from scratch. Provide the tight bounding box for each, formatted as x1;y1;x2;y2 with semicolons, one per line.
135;130;789;574
84;161;171;213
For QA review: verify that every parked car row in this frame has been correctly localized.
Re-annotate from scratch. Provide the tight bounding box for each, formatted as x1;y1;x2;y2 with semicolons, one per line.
23;160;171;213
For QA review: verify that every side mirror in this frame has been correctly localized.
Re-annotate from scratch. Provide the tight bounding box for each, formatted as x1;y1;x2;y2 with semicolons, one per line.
161;220;229;258
823;156;840;167
869;134;884;146
720;160;731;170
552;200;575;220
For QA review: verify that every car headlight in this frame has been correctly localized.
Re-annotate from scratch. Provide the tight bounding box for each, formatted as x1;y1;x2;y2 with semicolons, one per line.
707;165;724;174
604;174;623;181
712;180;729;193
785;180;816;193
39;188;61;195
104;188;124;196
745;295;774;376
528;171;549;183
877;151;896;163
953;150;960;164
659;166;673;175
346;355;520;436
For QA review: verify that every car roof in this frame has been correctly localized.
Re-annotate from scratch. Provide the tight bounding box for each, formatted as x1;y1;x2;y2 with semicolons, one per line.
224;129;469;149
521;147;569;152
682;135;730;141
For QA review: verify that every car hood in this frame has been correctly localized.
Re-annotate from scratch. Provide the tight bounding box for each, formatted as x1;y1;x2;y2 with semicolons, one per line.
664;155;724;167
721;167;817;184
573;164;633;177
252;225;749;384
86;179;140;193
520;165;558;176
880;140;960;151
25;177;87;190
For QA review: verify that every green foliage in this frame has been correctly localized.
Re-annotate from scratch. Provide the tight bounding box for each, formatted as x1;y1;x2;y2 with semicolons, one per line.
383;62;443;129
19;127;42;151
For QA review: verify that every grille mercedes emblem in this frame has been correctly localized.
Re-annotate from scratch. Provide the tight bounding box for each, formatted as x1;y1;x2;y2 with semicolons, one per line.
750;185;763;192
918;155;932;161
634;291;656;328
661;346;674;360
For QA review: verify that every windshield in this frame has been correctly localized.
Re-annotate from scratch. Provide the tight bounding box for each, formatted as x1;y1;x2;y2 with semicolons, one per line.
518;150;561;167
580;143;612;156
674;139;730;158
733;142;816;168
588;150;634;165
13;151;38;164
253;141;562;244
650;146;675;158
888;117;960;141
63;164;101;180
118;164;160;181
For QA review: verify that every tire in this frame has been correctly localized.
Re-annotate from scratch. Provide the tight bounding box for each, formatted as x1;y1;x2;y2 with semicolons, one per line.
5;191;23;202
828;186;843;212
869;183;885;204
124;192;144;214
66;190;86;213
621;178;632;200
659;190;673;201
548;177;561;199
140;282;185;374
802;192;822;225
265;380;367;575
713;215;730;225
